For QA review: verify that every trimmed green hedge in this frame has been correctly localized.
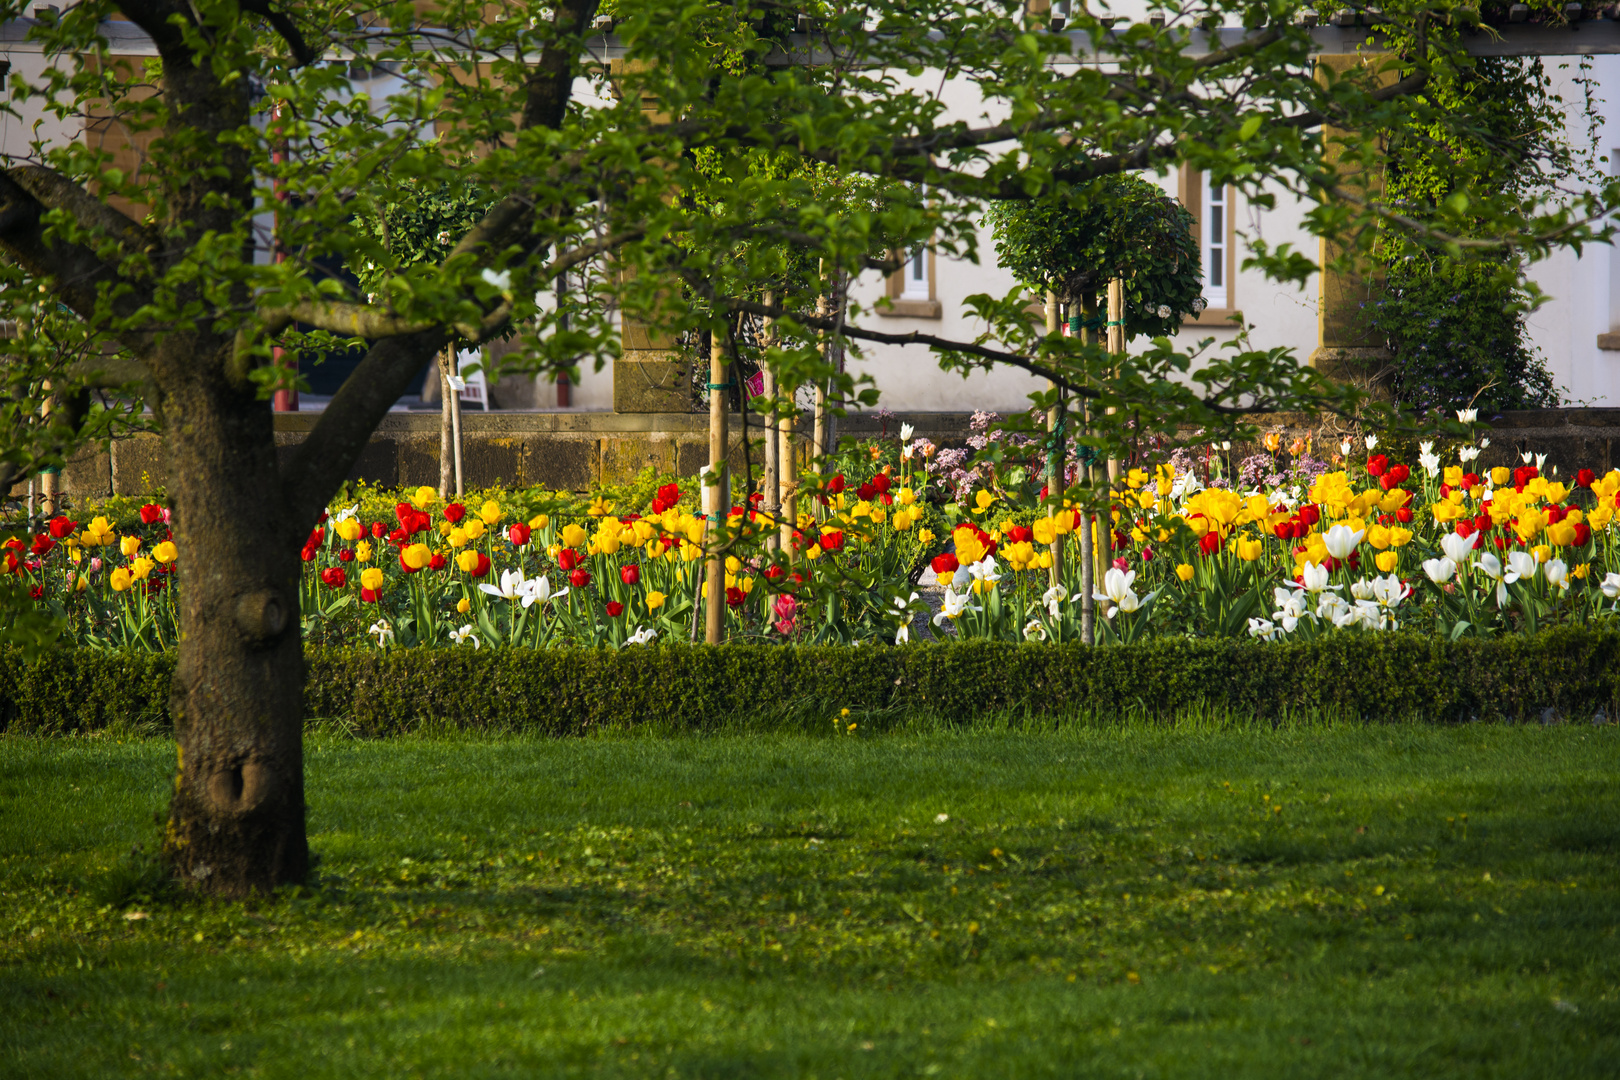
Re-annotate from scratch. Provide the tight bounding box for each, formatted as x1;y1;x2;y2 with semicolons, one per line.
4;627;1618;735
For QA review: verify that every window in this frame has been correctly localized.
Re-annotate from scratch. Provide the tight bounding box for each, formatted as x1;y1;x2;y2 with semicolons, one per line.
882;244;940;318
1178;165;1237;323
902;244;930;300
1204;175;1227;310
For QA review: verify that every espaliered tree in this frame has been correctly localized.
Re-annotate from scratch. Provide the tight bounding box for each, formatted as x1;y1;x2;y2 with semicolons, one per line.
0;0;1606;893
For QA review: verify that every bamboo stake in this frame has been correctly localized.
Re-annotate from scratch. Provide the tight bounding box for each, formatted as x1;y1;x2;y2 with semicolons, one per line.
1043;289;1064;589
704;331;729;644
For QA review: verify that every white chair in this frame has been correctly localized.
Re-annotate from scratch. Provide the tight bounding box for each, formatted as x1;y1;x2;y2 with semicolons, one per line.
456;348;490;411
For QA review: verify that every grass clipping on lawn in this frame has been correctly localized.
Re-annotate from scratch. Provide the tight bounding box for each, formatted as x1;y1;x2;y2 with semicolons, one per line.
2;726;1618;1078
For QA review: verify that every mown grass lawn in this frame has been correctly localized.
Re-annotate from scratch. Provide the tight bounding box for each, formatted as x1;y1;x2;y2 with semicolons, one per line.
2;724;1617;1079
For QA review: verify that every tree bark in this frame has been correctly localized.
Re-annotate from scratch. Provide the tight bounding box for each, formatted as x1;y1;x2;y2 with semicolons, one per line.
161;356;308;897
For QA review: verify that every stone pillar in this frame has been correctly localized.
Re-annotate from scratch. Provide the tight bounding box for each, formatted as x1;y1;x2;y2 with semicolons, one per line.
609;59;694;413
1308;54;1395;381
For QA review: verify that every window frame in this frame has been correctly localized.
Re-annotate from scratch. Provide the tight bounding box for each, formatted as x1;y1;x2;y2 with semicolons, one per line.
1179;164;1239;326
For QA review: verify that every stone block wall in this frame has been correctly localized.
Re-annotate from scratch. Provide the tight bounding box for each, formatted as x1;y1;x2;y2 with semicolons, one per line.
19;408;1617;503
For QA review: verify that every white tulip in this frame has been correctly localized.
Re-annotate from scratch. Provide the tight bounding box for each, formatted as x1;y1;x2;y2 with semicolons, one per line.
1419;452;1441;477
1479;437;1490;449
1536;453;1547;471
1476;551;1509;606
450;625;480;648
1521;451;1534;464
900;422;915;442
1042;584;1068;618
1422;557;1457;584
367;620;393;645
1370;574;1406;608
1094;567;1138;606
1301;561;1335;593
1419;440;1434;455
1247;617;1278;640
1022;619;1048;642
1544;558;1569;589
479;568;530;601
967;557;1002;585
1602;572;1620;600
1505;551;1538;584
1322;524;1365;560
1440;531;1477;564
1365;434;1379;450
519;574;566;608
1316;592;1350;623
481;267;513;291
931;586;981;626
1457;408;1478;423
627;625;658;645
1459;446;1480;464
1351;579;1375;601
1340;438;1353;457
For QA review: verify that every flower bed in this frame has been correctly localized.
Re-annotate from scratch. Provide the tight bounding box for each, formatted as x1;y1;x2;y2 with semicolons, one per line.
8;424;1620;649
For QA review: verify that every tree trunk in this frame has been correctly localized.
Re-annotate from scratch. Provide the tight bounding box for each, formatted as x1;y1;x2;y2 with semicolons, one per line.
760;295;780;554
1043;289;1064;588
705;332;728;644
438;349;454;498
162;364;307;897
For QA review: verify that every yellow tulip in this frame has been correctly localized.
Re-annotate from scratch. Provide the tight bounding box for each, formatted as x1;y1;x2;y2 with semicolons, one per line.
898;487;916;506
361;567;385;591
1431;501;1464;524
1137;491;1158;510
1532;544;1551;564
335;518;363;542
448;527;469;549
1038;550;1053;569
479;500;503;526
1232;536;1263;562
1155;464;1175;497
1366;524;1391;550
1443;465;1464;488
588;496;615;517
971;490;995;515
1574;563;1591;580
80;516;116;547
402;543;432;570
152;540;178;564
109;567;132;592
437;521;454;537
119;535;142;557
952;525;988;566
1378;488;1410;513
1126;467;1149;490
1491;466;1511;486
1547;521;1577;547
917;529;936;546
130;557;154;582
646;590;666;610
1590;505;1614;531
74;573;88;592
725;555;742;574
870;508;887;525
411;485;438;509
937;569;955;587
1031;517;1057;546
463;518;486;541
529;514;550;530
456;550;482;573
1389;527;1413;548
1175;563;1195;582
355;540;373;563
806;544;823;561
1375;550;1399;573
561;524;588;549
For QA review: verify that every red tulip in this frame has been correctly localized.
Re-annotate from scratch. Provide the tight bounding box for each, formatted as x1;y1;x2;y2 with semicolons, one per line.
1574;522;1593;546
725;586;745;608
320;567;347;589
429;553;447;571
819;530;845;551
872;473;891;494
569;567;591;588
139;503;165;525
1577;468;1597;489
371;521;387;539
468;552;492;578
361;587;381;603
826;474;846;495
337;548;355;562
620;564;640;585
1198;531;1221;556
857;482;876;501
388;528;410;547
557;549;581;571
1388;463;1410;485
1365;454;1387;477
444;503;466;523
658;482;680;506
47;516;77;540
605;601;624;618
1006;525;1033;544
1460;472;1479;489
1396;506;1413;524
30;535;55;557
508;523;531;547
29;585;44;600
930;553;959;575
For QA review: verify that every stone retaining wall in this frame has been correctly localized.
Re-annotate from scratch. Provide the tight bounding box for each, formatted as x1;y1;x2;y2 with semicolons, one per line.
22;408;1620;500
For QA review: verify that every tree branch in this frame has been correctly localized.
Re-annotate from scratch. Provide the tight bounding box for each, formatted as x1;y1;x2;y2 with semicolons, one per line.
237;0;318;67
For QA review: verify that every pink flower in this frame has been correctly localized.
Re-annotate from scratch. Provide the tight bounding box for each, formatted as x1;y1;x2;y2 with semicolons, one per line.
773;593;797;635
1112;556;1130;571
